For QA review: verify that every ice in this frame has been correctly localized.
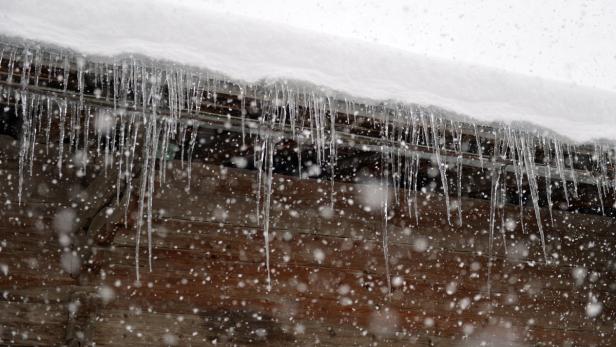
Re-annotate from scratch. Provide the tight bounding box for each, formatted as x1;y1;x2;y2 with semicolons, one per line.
520;135;548;263
430;113;451;225
543;138;554;224
253;133;275;290
382;152;391;293
2;40;614;292
554;139;570;207
487;164;501;296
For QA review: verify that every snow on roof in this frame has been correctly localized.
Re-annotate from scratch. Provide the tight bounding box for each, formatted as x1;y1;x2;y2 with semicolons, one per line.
1;0;615;143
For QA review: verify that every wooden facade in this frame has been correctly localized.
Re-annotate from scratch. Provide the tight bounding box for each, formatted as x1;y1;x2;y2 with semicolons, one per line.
0;41;615;346
1;132;615;346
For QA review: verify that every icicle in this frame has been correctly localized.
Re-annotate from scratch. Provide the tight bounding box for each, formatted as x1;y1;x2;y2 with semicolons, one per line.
57;100;67;178
62;54;69;93
297;142;302;179
124;114;139;225
543;138;554;225
487;164;501;298
116;113;126;204
381;109;392;294
77;56;85;110
454;123;463;226
186;122;199;190
328;97;336;208
240;86;247;147
520;135;548;263
511;133;526;233
102;110;115;175
413;153;420;226
499;174;508;255
147;117;162;272
17;92;30;205
255;137;266;228
596;176;605;216
45;98;52;153
430;113;451;225
82;107;91;174
179;122;187;169
33;47;42;87
554;139;570;207
68;103;76;150
262;135;274;291
21;49;33;90
7;49;16;84
135;114;148;281
382;151;392;294
566;144;579;198
28;95;38;176
473;123;484;169
157;120;169;186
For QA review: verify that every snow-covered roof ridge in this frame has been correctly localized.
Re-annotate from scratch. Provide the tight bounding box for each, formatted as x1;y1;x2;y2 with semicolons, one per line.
1;0;614;143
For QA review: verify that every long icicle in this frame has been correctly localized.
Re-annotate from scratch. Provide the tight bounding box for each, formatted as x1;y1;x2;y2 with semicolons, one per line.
520;135;548;263
135;113;153;283
262;135;274;291
430;113;451;225
487;164;501;298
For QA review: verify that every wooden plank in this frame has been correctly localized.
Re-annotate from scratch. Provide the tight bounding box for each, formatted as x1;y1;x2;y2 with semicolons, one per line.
0;302;68;346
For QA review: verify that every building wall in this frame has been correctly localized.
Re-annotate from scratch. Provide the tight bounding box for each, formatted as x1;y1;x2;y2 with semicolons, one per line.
0;135;615;346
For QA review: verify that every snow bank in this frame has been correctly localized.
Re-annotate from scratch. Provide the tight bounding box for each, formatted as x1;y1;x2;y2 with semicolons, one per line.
0;0;614;143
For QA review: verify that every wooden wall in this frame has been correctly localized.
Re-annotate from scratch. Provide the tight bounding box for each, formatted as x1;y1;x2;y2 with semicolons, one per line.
1;134;615;346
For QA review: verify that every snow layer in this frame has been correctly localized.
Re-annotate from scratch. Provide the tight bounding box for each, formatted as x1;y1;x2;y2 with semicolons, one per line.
1;0;615;143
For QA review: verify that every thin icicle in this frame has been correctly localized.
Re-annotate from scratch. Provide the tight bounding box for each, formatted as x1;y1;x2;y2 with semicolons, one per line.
473;123;484;169
543;138;554;225
520;135;548;263
328;98;337;208
382;151;392;294
124;114;139;226
487;164;501;298
240;86;247;147
186;122;199;190
57;100;67;178
454;123;463;226
499;175;508;255
17;92;29;205
262;136;274;291
554;140;570;207
135;113;153;282
255;137;266;227
147;117;162;272
596;176;605;216
430;113;451;225
566;144;579;198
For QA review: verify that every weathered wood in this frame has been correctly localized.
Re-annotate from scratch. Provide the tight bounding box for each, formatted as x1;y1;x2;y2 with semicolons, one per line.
64;290;99;347
1;155;615;346
72;162;615;346
0;302;68;346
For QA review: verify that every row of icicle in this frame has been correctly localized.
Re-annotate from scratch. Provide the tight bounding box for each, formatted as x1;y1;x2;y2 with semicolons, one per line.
2;42;615;290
